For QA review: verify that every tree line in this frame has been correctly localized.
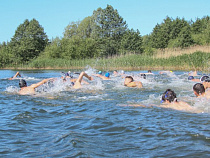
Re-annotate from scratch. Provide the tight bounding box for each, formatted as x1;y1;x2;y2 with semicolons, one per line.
0;5;209;67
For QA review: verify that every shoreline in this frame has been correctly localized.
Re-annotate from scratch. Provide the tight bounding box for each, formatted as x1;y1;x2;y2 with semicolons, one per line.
0;66;205;71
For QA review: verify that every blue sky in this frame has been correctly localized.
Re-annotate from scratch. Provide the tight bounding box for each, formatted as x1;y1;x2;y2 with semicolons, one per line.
0;0;209;43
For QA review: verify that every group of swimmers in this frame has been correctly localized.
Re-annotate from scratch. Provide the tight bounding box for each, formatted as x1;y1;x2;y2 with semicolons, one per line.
8;70;210;113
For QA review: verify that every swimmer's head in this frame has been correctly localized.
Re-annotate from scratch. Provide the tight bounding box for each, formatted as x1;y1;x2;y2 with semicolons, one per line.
19;79;27;88
148;70;152;73
98;71;102;75
105;72;110;78
188;76;194;80
161;89;177;103
193;83;205;96
200;75;209;82
113;70;118;74
124;76;134;86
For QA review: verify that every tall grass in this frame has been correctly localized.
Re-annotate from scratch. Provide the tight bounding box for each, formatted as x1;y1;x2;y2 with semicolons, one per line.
154;45;210;58
21;51;210;72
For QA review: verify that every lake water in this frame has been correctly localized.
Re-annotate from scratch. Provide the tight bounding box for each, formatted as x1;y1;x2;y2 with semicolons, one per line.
0;68;209;157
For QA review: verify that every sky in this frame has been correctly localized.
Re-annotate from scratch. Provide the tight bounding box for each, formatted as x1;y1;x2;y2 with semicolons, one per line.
0;0;209;43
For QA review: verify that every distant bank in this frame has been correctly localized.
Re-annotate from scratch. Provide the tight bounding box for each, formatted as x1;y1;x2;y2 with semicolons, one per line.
2;46;210;72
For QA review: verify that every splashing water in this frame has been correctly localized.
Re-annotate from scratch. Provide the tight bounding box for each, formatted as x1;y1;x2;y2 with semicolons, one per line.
0;69;210;157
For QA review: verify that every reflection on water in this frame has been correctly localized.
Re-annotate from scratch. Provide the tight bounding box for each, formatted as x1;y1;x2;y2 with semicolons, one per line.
0;69;209;157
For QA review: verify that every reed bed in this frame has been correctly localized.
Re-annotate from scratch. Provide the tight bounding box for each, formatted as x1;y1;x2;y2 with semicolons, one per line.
19;51;209;72
154;45;210;58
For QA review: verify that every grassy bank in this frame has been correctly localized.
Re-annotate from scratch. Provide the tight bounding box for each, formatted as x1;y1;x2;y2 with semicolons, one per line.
6;51;209;72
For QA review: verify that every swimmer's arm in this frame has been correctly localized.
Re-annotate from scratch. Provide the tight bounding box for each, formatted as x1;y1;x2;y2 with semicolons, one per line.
8;72;21;80
76;72;93;83
135;81;143;88
81;80;89;84
70;78;89;84
93;74;105;79
74;72;93;89
31;78;54;88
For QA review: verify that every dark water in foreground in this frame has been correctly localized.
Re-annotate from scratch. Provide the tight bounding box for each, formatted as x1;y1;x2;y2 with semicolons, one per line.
0;69;209;157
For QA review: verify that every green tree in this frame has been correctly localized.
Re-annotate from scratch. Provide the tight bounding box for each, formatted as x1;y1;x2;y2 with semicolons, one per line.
9;19;48;63
177;25;194;48
121;29;143;54
64;21;80;39
92;5;127;40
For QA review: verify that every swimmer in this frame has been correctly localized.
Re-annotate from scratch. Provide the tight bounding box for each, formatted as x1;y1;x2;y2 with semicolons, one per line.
93;72;110;80
200;75;209;82
18;78;54;95
188;76;200;82
8;72;21;80
124;76;143;88
113;70;118;76
66;72;93;85
160;89;201;112
62;71;73;78
126;89;201;113
193;83;210;99
18;72;93;95
98;71;102;75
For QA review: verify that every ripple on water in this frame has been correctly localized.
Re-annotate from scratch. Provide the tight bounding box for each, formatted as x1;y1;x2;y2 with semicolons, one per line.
0;70;210;157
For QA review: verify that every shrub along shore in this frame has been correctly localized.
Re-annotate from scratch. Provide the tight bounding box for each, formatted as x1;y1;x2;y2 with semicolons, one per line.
3;51;210;72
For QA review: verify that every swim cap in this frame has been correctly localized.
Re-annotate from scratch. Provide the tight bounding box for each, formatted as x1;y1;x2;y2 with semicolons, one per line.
98;71;102;75
188;76;194;80
19;79;27;88
200;75;209;82
105;72;110;78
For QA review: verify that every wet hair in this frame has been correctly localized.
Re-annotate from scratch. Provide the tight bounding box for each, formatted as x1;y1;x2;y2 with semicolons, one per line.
125;76;134;82
161;89;177;103
193;83;205;95
19;79;27;88
141;74;146;79
188;76;194;80
148;70;152;73
200;75;209;82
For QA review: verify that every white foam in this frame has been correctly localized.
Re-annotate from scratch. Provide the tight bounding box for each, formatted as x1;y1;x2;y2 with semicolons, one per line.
5;86;19;93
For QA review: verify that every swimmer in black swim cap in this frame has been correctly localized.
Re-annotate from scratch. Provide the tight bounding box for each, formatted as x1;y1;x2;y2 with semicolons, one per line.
19;79;27;88
159;89;202;112
18;78;54;95
200;75;209;82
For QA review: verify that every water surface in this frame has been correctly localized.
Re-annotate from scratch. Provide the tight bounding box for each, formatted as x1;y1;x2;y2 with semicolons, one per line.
0;69;209;157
